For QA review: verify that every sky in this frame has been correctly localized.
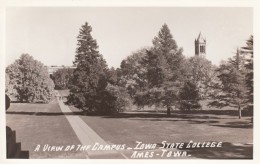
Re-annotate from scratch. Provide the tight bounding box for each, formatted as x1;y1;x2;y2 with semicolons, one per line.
6;7;253;68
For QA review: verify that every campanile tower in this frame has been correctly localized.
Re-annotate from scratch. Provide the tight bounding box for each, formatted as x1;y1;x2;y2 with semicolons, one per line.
195;32;206;57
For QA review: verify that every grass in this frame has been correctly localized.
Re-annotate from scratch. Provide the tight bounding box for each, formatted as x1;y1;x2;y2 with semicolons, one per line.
6;90;253;159
69;105;253;159
6;99;86;159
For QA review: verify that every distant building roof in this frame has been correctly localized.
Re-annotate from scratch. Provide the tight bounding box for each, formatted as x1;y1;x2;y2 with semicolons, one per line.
196;32;206;43
47;65;76;74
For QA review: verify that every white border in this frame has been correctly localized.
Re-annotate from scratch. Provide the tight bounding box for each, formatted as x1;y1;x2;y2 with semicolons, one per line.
0;0;259;164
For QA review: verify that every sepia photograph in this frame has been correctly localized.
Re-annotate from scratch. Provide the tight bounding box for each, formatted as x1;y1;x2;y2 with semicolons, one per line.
2;2;256;161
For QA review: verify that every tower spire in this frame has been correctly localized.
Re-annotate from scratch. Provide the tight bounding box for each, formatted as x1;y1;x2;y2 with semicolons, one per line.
195;32;206;57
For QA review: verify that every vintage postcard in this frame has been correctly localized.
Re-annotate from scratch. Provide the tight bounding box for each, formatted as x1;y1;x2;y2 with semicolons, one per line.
0;0;259;163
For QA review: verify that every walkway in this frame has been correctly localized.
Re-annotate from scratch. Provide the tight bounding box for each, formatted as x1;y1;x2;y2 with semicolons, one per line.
56;93;126;159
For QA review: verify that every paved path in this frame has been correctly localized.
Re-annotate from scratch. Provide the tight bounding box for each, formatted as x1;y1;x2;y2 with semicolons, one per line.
54;91;194;159
56;93;126;159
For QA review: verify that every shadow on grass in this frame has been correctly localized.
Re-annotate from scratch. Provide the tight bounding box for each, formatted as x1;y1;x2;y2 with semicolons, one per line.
101;112;252;129
146;118;252;129
181;109;253;117
129;117;220;124
102;112;222;120
6;111;84;116
132;109;253;117
211;121;253;129
11;101;47;104
179;142;253;159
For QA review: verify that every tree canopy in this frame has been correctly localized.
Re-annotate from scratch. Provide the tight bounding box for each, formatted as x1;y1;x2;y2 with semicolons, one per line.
6;54;54;103
52;68;74;89
118;48;149;97
242;36;253;110
134;24;186;116
187;56;217;99
179;81;201;110
208;36;253;119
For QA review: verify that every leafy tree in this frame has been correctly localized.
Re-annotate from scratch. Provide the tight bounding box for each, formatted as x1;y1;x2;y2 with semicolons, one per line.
134;24;185;116
52;68;74;89
179;81;201;110
208;60;247;119
5;74;9;92
107;67;118;85
104;84;132;113
6;54;54;103
118;48;149;97
187;56;217;99
208;36;254;119
241;36;253;111
5;73;20;101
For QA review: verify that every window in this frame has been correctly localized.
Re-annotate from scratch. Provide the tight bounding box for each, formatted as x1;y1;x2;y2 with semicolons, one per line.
200;45;205;53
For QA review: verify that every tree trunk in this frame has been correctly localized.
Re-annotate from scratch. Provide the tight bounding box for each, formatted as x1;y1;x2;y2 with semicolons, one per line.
167;106;171;117
238;105;242;119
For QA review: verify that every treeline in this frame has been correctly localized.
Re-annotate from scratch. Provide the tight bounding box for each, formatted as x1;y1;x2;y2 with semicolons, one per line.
65;22;253;118
5;22;253;119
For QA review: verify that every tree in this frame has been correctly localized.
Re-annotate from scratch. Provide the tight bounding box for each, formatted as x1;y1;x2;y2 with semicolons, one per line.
118;48;148;97
143;49;169;88
104;84;132;113
208;59;247;119
5;74;15;96
241;36;253;111
68;22;129;115
209;36;253;119
179;81;201;111
102;67;132;113
107;67;118;85
6;54;54;103
152;24;185;81
187;56;217;99
52;68;74;89
134;24;185;116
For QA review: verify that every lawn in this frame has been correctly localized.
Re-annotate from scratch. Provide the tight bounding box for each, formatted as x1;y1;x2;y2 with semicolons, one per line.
69;105;253;159
6;90;253;159
6;99;86;159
